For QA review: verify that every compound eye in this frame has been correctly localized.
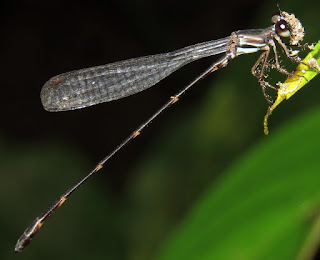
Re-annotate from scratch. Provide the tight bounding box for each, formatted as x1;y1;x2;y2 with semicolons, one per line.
275;19;290;37
271;12;281;24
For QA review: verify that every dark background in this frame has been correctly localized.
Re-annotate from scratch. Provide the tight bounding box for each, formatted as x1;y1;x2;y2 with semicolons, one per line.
1;0;320;260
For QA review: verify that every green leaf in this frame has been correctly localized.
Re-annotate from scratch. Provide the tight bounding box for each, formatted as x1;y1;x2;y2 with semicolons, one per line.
264;41;320;135
155;106;320;260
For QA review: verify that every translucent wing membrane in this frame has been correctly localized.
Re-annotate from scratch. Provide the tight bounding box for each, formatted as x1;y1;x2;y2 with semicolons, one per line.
41;37;230;112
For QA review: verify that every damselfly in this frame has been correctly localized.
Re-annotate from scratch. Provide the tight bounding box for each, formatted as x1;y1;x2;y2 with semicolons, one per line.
15;11;305;252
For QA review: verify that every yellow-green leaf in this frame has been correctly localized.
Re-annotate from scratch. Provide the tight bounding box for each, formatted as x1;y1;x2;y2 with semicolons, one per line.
264;41;320;135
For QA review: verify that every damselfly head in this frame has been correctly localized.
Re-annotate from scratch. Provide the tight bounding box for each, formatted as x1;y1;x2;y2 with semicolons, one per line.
271;11;305;45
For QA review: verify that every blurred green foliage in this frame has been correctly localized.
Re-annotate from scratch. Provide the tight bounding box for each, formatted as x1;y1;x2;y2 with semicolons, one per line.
155;106;320;260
